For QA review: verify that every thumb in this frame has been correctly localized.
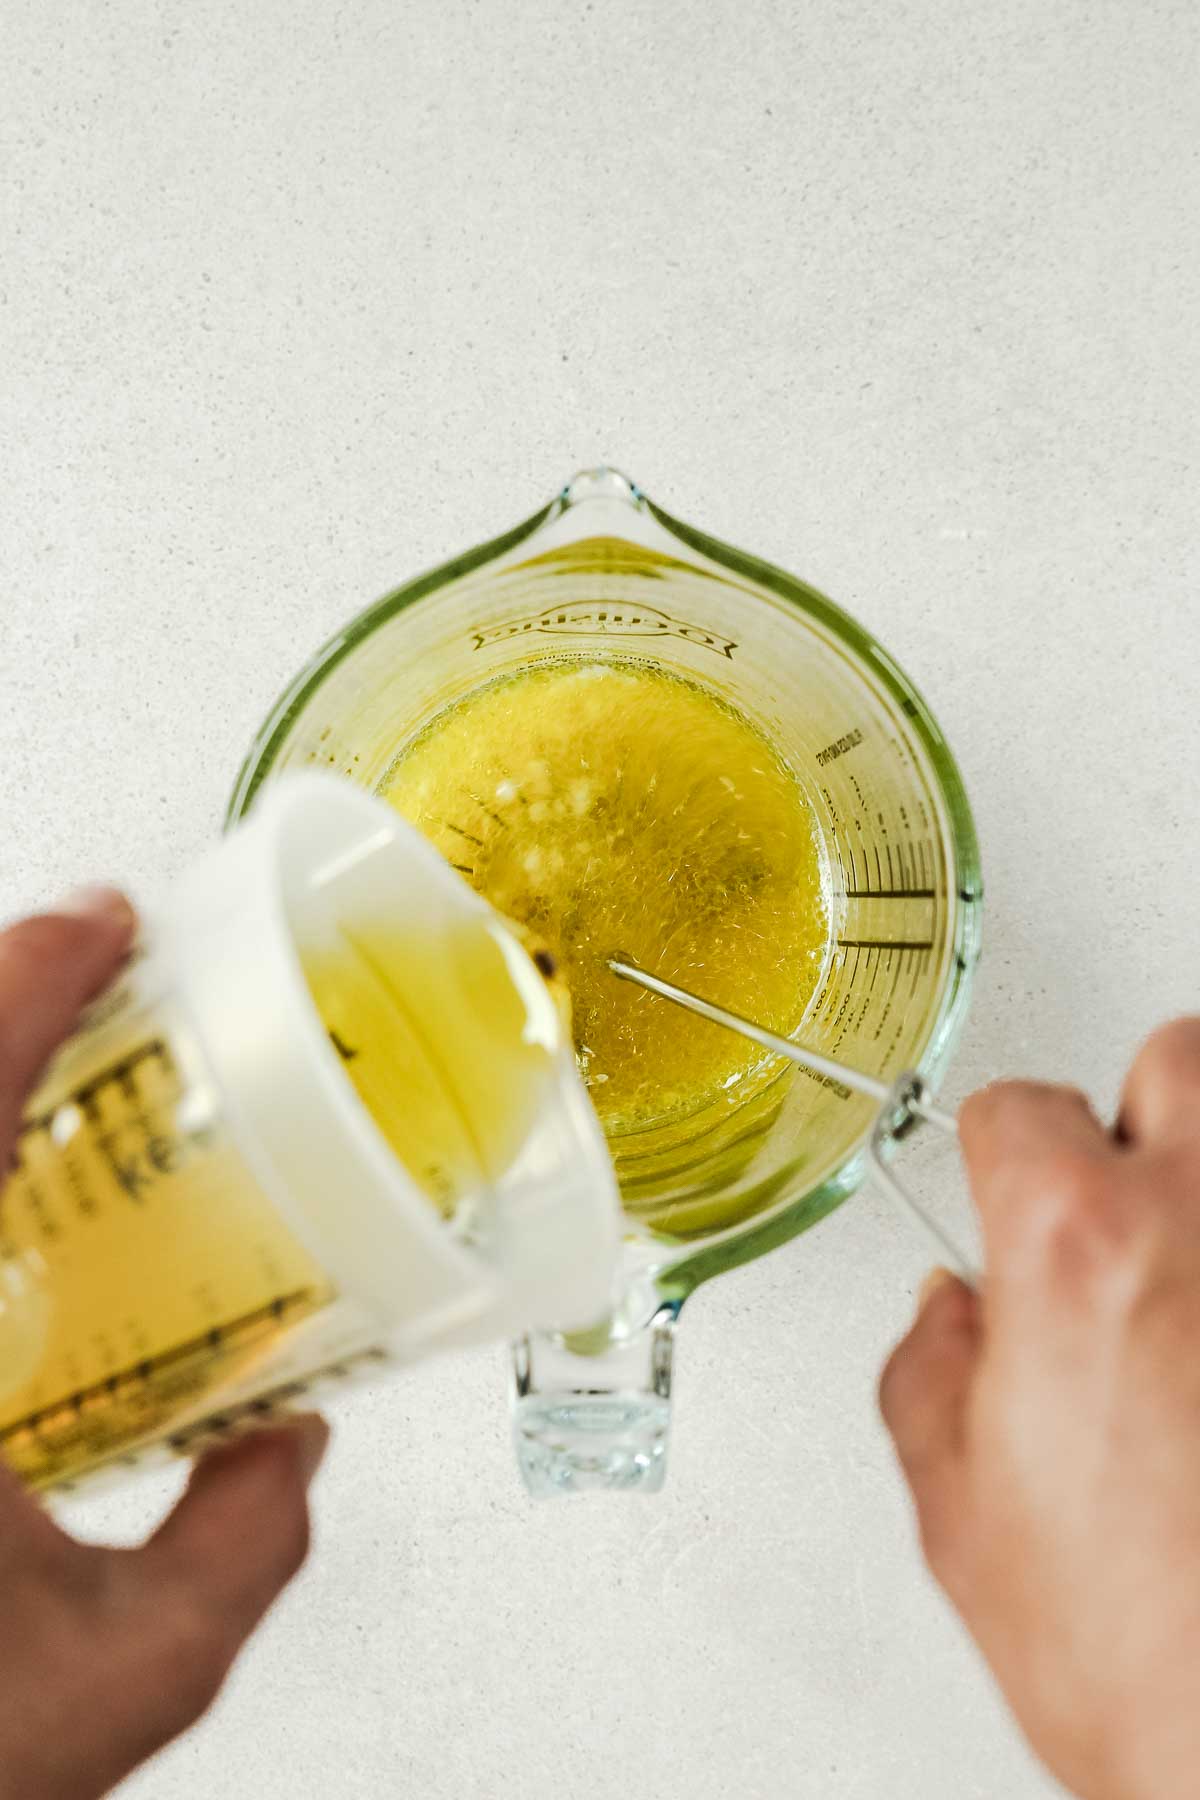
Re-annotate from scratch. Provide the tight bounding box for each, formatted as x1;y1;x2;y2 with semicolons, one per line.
142;1414;329;1639
879;1270;979;1572
103;1417;330;1745
0;1419;329;1800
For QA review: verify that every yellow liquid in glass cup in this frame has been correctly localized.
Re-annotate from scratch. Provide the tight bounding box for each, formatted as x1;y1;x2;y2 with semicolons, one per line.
380;658;831;1227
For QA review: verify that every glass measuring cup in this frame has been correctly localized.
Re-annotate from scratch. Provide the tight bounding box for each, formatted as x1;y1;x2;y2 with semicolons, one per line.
229;469;983;1495
0;773;619;1491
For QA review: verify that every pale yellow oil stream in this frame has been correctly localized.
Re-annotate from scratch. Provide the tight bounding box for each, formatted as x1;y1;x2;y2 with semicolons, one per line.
380;659;830;1148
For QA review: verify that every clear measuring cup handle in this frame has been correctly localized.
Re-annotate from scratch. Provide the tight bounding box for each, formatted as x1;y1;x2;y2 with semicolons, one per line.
510;1303;677;1497
870;1073;978;1285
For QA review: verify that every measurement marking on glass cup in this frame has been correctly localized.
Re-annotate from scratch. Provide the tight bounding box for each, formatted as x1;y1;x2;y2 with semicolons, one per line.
866;945;883;994
844;886;936;899
837;938;935;951
841;836;936;898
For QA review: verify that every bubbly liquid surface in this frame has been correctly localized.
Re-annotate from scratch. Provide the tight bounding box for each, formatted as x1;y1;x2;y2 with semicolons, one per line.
380;660;830;1137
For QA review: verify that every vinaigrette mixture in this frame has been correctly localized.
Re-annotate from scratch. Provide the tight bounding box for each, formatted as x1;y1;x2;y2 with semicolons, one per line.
380;659;829;1138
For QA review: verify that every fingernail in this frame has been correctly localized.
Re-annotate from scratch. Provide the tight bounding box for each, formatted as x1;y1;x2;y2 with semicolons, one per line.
58;885;136;930
288;1413;330;1487
918;1266;955;1312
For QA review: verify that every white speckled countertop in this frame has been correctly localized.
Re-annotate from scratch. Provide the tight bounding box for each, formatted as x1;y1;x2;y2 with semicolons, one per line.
3;2;1198;1794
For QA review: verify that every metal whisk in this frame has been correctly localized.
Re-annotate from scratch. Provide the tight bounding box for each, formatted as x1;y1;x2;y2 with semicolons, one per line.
608;957;975;1282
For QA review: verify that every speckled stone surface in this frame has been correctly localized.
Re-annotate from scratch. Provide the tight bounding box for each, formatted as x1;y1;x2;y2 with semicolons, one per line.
3;1;1198;1794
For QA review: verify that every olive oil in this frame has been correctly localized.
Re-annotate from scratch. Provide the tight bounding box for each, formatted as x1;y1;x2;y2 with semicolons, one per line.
0;1033;333;1489
302;917;565;1218
0;917;563;1488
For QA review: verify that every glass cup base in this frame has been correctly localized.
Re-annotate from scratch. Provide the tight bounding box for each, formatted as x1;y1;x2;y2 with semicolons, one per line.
511;1310;675;1497
513;1392;670;1496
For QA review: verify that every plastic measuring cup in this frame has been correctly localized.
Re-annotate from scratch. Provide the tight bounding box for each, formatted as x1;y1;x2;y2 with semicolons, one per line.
229;469;983;1496
0;773;620;1491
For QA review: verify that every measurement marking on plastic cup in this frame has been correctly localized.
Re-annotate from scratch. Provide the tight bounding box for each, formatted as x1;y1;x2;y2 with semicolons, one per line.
11;1038;208;1213
844;887;936;899
17;1039;170;1143
0;1287;317;1447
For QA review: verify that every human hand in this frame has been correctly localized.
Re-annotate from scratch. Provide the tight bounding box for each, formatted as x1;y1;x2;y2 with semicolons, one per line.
0;891;328;1800
880;1022;1200;1800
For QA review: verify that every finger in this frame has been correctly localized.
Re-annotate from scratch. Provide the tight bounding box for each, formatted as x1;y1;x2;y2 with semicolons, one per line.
880;1271;979;1564
1117;1018;1200;1149
0;889;136;1141
140;1415;329;1650
0;1420;329;1800
0;1446;86;1573
90;1417;329;1761
959;1080;1108;1171
958;1081;1111;1257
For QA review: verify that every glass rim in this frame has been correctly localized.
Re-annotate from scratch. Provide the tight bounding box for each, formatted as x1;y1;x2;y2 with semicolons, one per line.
226;471;983;1300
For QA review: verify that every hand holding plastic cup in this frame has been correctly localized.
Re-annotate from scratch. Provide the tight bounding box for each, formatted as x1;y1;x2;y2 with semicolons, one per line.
0;773;621;1492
